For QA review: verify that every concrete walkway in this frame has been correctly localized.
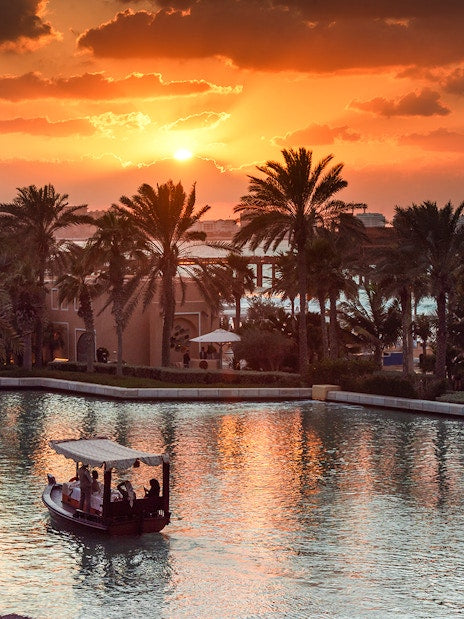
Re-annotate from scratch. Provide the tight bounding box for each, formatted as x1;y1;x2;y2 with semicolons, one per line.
0;376;312;401
0;377;463;416
327;388;464;417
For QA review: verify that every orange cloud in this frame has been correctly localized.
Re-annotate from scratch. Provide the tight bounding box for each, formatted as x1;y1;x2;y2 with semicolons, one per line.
275;123;361;147
350;88;450;117
0;71;235;102
0;0;54;49
443;68;464;95
399;128;464;152
78;3;464;72
0;117;94;136
157;0;464;20
167;112;230;131
0;154;247;215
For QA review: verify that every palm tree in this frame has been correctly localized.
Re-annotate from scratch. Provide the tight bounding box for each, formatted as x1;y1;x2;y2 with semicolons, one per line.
268;252;299;318
117;180;213;367
218;254;255;330
339;277;402;368
393;201;464;380
0;285;18;364
414;313;433;371
89;209;147;376
377;242;427;376
306;238;331;359
0;184;91;367
8;265;42;370
234;148;349;375
322;213;367;359
55;243;104;372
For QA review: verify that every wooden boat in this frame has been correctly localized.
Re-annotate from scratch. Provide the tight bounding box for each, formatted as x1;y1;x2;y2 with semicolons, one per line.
42;437;170;535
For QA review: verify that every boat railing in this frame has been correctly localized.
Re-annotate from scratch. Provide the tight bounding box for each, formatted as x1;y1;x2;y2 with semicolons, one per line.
108;496;165;521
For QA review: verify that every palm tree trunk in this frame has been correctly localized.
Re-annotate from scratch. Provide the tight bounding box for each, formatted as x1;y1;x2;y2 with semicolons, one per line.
435;290;447;381
161;270;175;367
401;289;414;376
297;249;309;375
116;321;123;377
318;293;329;360
374;343;383;369
234;295;241;330
81;292;95;373
328;290;338;360
114;298;124;377
23;331;32;371
34;267;47;368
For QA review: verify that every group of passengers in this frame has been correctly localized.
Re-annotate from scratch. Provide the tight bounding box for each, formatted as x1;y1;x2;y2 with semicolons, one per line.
77;463;160;513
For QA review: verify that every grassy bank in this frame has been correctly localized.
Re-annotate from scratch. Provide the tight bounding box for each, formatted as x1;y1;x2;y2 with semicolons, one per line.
0;367;293;389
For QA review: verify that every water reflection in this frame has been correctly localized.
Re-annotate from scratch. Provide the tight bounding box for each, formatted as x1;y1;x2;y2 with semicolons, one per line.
1;392;464;617
46;523;173;614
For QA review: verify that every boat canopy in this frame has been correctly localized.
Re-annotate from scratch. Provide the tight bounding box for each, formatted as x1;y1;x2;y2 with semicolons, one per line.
50;438;168;469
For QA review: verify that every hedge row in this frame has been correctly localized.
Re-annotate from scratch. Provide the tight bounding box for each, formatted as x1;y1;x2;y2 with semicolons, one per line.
306;358;379;386
48;361;302;386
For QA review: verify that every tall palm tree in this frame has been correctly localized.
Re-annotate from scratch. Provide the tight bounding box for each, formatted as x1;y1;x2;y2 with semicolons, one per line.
117;180;212;367
268;252;299;318
339;278;402;368
414;313;433;370
234;148;349;375
8;264;42;370
393;201;464;380
325;213;367;359
89;209;147;376
55;243;104;372
219;254;255;330
377;243;427;376
306;237;331;359
0;184;90;367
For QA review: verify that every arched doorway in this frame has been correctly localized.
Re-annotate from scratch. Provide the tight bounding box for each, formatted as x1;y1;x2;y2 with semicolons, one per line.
76;331;95;363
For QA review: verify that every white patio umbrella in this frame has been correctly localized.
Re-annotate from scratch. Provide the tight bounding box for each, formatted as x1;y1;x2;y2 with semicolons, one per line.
190;328;241;369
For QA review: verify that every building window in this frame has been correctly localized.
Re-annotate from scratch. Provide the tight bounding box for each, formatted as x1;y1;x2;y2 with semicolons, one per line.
51;289;60;310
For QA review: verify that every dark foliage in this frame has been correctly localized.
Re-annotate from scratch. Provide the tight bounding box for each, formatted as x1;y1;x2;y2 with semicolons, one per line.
347;373;418;399
47;361;302;386
306;358;378;386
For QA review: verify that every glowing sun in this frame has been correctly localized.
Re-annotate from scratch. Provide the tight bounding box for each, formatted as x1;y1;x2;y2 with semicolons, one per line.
174;148;193;161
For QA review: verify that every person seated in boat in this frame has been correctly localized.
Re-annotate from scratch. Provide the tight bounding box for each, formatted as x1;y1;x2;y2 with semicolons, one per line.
144;478;160;498
77;462;92;512
117;480;136;507
91;470;102;494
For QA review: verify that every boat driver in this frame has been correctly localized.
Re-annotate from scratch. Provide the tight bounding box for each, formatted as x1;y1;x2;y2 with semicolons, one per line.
77;463;92;512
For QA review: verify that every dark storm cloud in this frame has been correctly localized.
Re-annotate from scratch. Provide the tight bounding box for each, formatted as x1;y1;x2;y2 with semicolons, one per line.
0;0;53;46
78;1;464;72
350;89;450;117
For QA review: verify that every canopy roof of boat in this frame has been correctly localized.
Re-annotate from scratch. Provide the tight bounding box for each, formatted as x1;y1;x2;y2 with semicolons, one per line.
50;438;168;469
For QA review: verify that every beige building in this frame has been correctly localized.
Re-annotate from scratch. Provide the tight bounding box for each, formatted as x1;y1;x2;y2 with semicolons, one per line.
47;277;218;367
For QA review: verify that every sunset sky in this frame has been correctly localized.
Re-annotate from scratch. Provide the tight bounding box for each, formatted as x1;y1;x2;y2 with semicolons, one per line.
1;0;464;221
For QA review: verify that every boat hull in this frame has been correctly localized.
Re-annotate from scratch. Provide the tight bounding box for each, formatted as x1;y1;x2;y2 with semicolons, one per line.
42;483;170;535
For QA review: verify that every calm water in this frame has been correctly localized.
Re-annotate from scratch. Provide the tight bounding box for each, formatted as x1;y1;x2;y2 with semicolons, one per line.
1;392;464;618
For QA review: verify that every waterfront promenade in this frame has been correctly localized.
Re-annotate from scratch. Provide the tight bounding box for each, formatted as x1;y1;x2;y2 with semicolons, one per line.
1;376;463;417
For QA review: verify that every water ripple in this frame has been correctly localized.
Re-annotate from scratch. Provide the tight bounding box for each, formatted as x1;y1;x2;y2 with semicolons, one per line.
1;392;464;617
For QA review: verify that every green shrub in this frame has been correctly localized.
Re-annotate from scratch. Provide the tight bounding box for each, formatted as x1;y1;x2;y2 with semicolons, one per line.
306;358;378;387
349;372;418;399
417;376;448;400
46;361;302;387
419;354;435;372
